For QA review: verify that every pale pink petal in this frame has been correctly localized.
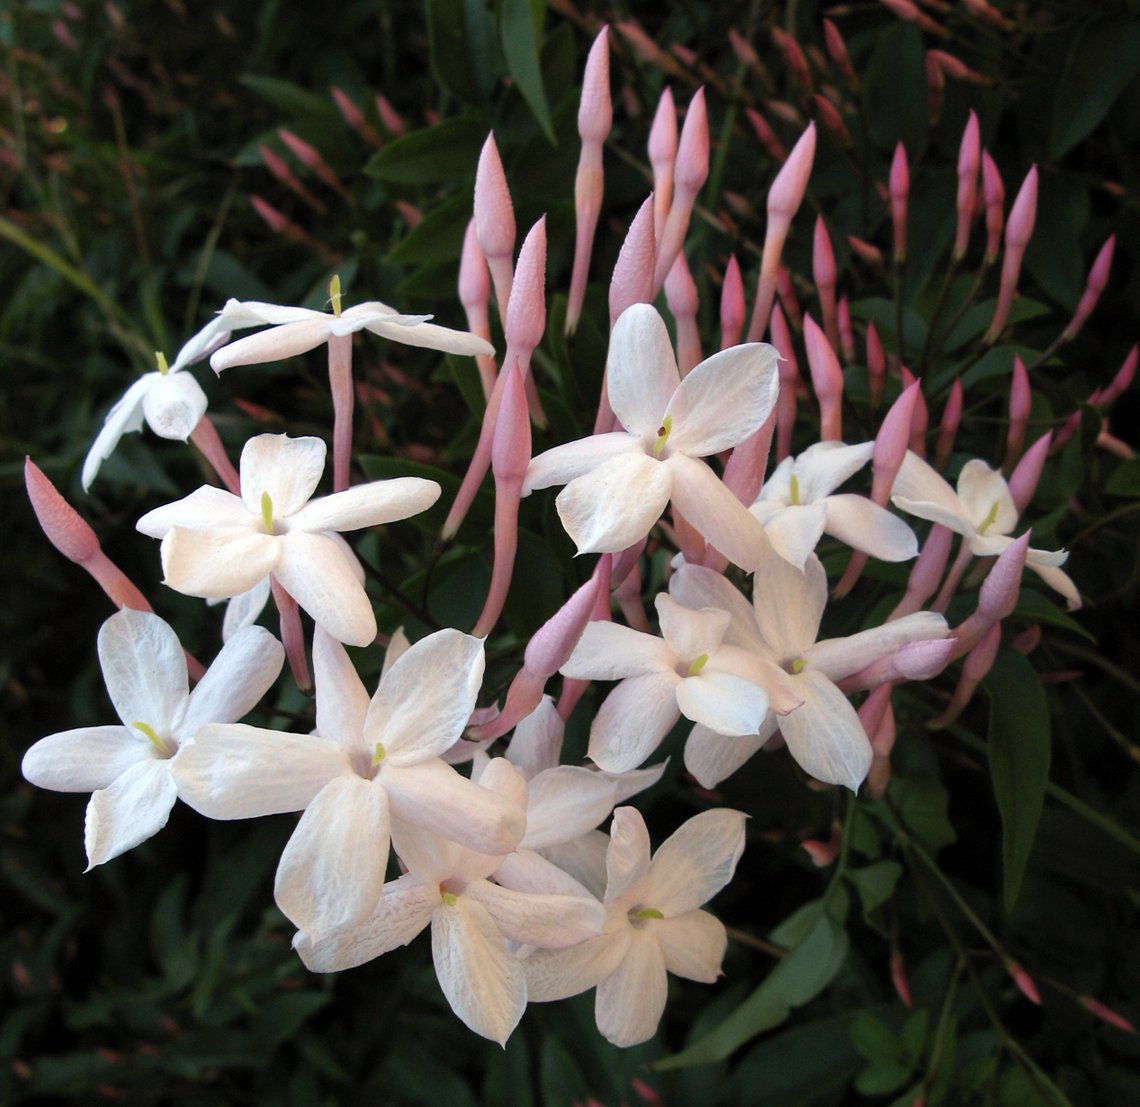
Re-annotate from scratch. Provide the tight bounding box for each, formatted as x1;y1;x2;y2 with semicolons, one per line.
607;303;680;439
604;761;668;805
523;931;629;1002
641;808;747;916
668;453;769;571
432;895;526;1045
535;831;610;900
136;485;251;537
504;696;564;778
82;375;151;489
466;879;606;948
1028;559;1081;610
779;671;872;791
494;849;597;899
312;629;370;755
274;530;375;646
824;495;917;561
210;315;332;370
555;453;673;555
665;342;779;456
891;452;966;522
523;432;642;494
892;495;976;538
286;478;441;532
273;774;390;940
366;629;484;761
668;564;765;652
141;371;208;441
795;440;873;500
239;434;326;517
84;759;178;869
23;726;153;793
160;527;280;598
561;622;675;680
760;503;828;569
521;766;619;849
331;303;431;335
216;298;324;328
587;672;681;773
656;594;731;660
390;820;466;885
595;929;667;1046
605;806;652;903
684;719;776;789
655;909;727;982
957;459;1018;533
676;670;770;736
173;723;351;818
361;315;495;357
752;549;828;659
807;611;948;681
98;609;187;733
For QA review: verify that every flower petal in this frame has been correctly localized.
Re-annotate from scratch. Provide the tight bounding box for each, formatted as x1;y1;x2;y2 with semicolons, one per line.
655;909;727;983
957;459;1018;534
794;441;873;501
141;370;208;441
778;671;872;791
286;478;440;533
605;806;652;904
595;929;668;1047
641;808;747;916
466;879;605;948
684;719;776;790
824;495;917;561
220;578;272;641
312;629;371;755
136;486;252;537
82;375;151;490
239;433;326;517
607;303;680;439
587;672;681;774
523;433;641;494
561;622;675;681
760;502;828;570
98;609;188;735
751;549;828;659
161;527;280;599
84;759;178;869
807;611;948;682
555;453;672;555
668;564;765;652
656;593;730;661
521;766;619;850
211;316;332;371
274;530;375;646
523;931;629;1003
23;726;153;793
676;670;770;736
360;314;495;357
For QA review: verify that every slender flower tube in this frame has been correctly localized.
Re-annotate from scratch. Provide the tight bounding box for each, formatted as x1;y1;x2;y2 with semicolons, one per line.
664;251;701;376
813;217;840;352
814;94;851;147
849;235;885;271
720;255;745;350
747;123;816;341
1062;235;1115;341
900;368;928;457
949;532;1029;658
777;266;803;331
1003;356;1031;471
1007;431;1052;516
933;377;963;470
772;27;812;96
954;112;980;259
1100;344;1138;408
985;166;1038;343
260;144;326;213
566;27;612;336
890;143;910;264
889;523;954;621
474;134;516;328
653;88;709;293
929;621;1000;728
375;94;405;136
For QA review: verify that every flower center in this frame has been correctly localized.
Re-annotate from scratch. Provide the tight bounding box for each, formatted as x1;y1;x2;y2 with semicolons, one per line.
371;742;386;767
132;720;171;756
155;351;170;376
687;653;709;677
630;907;664;924
328;273;343;317
978;500;1000;534
440;884;458;907
791;658;807;674
260;491;274;533
652;415;673;457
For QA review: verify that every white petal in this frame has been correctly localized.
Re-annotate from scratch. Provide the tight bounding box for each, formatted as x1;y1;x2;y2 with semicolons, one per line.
239;434;326;517
177;625;284;741
312;629;370;755
760;503;828;570
665;342;779;456
168;313;237;372
161;527;280;599
217;299;325;328
656;593;730;661
366;629;484;761
536;832;610;901
141;371;208;441
655;909;727;983
556;453;672;555
84;759;178;869
98;609;187;735
220;578;272;641
641;808;747;916
432;895;526;1045
294;872;437;972
23;726;153;793
794;441;873;501
676;670;770;736
751;549;828;659
684;719;775;789
824;495;917;561
504;696;564;778
390;820;467;885
807;611;948;682
1028;558;1081;610
560;622;675;681
210;316;332;370
668;453;770;572
287;478;441;532
957;459;1018;534
521;766;619;849
605;806;652;904
173;723;351;818
595;929;668;1047
587;672;681;774
274;530;375;646
273;775;390;940
523;432;641;494
136;485;252;537
494;849;597;899
362;315;495;357
82;376;151;489
607;303;680;439
523;931;629;1002
668;564;765;652
779;671;872;791
466;879;605;948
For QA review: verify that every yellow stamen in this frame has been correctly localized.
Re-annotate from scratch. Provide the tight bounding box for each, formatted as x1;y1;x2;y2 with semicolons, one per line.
441;889;458;907
978;500;1000;534
329;274;343;317
260;491;274;532
371;742;386;766
789;472;801;506
132;721;168;754
652;415;673;456
155;351;170;375
633;908;664;921
792;658;807;674
687;653;709;677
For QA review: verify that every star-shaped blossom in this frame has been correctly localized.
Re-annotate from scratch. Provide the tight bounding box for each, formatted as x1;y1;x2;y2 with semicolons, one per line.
890;452;1080;609
523;303;778;570
521;806;747;1047
21;609;283;869
136;433;439;646
561;594;801;774
173;628;527;943
670;554;948;790
751;441;917;569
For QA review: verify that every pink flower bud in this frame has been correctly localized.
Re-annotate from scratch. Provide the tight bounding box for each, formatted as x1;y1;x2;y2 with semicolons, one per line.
374;95;404;136
860;684;894;746
777;265;803;331
891;950;913;1009
838;294;855;363
1100;344;1138;407
259;144;326;213
963;0;1013;29
1010;623;1042;654
879;0;947;36
954;111;980;258
665;251;701;375
526;570;606;680
609;194;657;328
1007;961;1041;1005
653;87;709;291
900;367;928;457
1003;355;1031;470
866;319;886;408
578;26;612;142
330;86;383;148
505;216;547;364
933;376;963;470
985;165;1038;342
26;457;99;563
848;234;885;270
873;379;921;503
1008;431;1051;515
474;133;516;321
1050;409;1081;455
814;94;851;146
982;150;1005;263
804;314;844;441
649;86;678;236
890;524;953;620
814;215;840;351
925;51;945;122
1079;996;1137;1034
771;302;799;462
458;219;491;311
277;128;350;200
823;19;857;87
720;254;745;349
979;531;1029;622
890;142;910;262
1063;234;1114;340
801;822;842;866
491;360;531;487
772;26;813;95
745;108;787;163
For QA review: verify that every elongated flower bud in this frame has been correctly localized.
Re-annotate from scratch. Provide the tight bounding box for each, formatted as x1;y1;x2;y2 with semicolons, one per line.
771;302;798;462
866;319;886;408
1008;431;1051;515
649;87;677;237
1100;344;1138;407
823;19;857;89
260;144;326;213
665;251;701;375
900;367;928;457
720;254;745;349
772;26;813;96
330;86;383;148
813;216;839;351
985;165;1038;343
1003;355;1031;470
981;150;1005;263
375;94;405;136
929;621;1000;728
609;195;657;327
277;128;350;201
890;142;910;263
777;266;802;331
653;88;709;292
954;111;980;259
1063;235;1115;341
474;134;516;326
804;314;844;441
889;524;953;621
745;108;786;163
458;220;496;398
814;94;850;147
505;216;547;370
838;295;855;363
934;376;963;470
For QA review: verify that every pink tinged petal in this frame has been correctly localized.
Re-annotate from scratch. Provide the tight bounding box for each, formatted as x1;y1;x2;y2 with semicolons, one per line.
466;879;605;948
360;316;494;357
239;434;326;517
384;759;526;856
779;671;872;791
891;452;966;523
596;929;668;1047
141;371;208;441
97;609;188;734
432;895;526;1045
274;530;375;646
795;441;874;500
665;342;780;456
607;303;680;438
588;672;682;774
656;594;730;660
668;453;770;571
160;527;280;599
606;806;652;903
556;453;673;556
752;549;828;658
668;564;765;652
84;759;179;869
808;611;948;682
173;723;351;818
891;497;975;538
676;670;770;736
178;625;284;742
523;931;630;1002
956;460;1018;533
539;831;610;901
294;872;437;972
684;718;777;789
655;909;727;982
823;495;917;561
762;502;828;569
287;478;440;532
505;696;564;777
366;629;485;761
560;621;676;681
273;774;390;940
523;432;642;494
641;808;747;916
713;647;802;715
1028;559;1081;611
390;820;467;886
521;766;620;849
312;629;370;755
23;726;153;793
136;485;252;537
82;375;152;489
210;315;333;371
494;848;598;899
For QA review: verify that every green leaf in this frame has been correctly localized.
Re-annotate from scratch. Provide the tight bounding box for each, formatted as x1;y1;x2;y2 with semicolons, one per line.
856;1059;912;1096
365;116;486;183
888;773;956;853
1050;19;1140;159
847;860;903;919
388;192;472;268
849;1012;902;1063
1013;588;1096;643
983;648;1051;912
238;75;339;123
499;0;555;142
1105;458;1140;498
863;23;927;152
427;0;498;105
